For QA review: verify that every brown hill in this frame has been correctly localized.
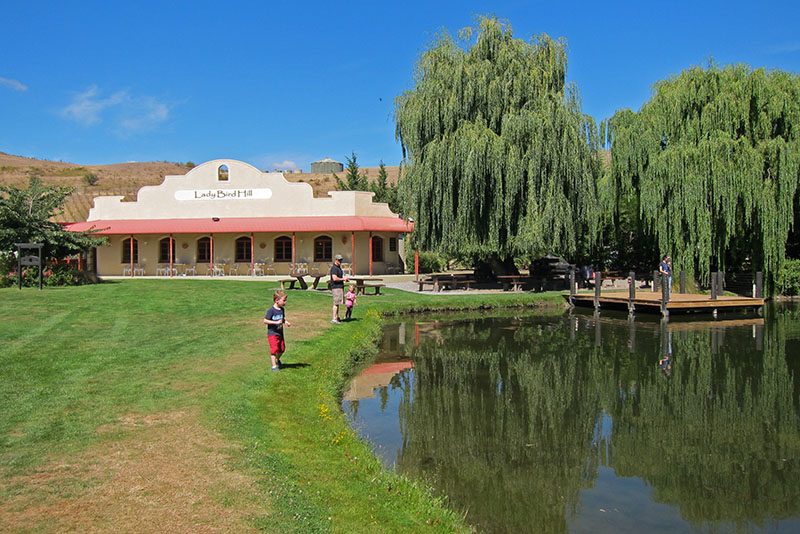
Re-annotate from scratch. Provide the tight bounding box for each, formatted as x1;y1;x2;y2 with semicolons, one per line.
0;152;401;223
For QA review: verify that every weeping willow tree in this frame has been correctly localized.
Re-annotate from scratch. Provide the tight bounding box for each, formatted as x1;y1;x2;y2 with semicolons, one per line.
394;16;602;274
605;63;800;289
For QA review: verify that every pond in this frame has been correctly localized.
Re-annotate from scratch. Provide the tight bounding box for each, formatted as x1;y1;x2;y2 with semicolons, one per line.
342;303;800;534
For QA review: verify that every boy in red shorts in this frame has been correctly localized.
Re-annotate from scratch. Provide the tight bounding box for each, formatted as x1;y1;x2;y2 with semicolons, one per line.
264;290;291;372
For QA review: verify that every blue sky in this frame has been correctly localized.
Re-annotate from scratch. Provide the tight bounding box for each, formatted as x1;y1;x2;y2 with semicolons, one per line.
2;1;799;171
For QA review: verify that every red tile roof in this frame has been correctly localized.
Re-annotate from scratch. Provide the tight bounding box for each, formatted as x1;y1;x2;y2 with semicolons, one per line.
65;216;413;235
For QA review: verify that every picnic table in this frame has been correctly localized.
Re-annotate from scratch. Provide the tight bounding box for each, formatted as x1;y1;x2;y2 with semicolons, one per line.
278;274;308;290
598;271;627;287
350;277;384;295
426;274;475;292
308;274;327;290
497;275;528;292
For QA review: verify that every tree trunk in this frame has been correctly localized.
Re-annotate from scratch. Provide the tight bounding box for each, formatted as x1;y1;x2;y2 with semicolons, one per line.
474;255;519;279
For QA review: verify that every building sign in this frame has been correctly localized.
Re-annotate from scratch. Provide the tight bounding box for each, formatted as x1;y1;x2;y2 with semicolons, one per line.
174;188;272;201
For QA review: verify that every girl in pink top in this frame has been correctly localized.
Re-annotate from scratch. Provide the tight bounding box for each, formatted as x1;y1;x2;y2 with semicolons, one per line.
344;285;358;321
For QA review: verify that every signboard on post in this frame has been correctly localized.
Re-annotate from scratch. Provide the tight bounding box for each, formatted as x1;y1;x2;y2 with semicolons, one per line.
15;243;44;290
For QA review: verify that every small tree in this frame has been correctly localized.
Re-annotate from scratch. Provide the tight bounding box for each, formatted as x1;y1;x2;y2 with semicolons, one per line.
82;172;99;186
0;176;106;261
369;161;400;212
343;151;369;191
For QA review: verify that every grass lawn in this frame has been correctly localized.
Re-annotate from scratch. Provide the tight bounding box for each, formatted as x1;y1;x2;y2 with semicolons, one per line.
0;280;563;533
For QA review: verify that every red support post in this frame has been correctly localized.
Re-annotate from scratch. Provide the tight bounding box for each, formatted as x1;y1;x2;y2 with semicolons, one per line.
169;233;174;277
130;235;134;277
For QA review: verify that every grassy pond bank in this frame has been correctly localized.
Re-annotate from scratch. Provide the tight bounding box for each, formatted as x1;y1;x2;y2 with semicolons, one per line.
0;279;563;533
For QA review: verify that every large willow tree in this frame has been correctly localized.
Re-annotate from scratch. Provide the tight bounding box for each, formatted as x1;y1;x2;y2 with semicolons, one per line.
395;16;601;273
606;63;800;287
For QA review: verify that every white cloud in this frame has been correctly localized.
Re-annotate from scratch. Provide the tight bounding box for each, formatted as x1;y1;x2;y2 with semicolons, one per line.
768;42;800;54
60;85;171;134
0;77;28;91
272;159;299;170
118;96;171;134
60;85;127;126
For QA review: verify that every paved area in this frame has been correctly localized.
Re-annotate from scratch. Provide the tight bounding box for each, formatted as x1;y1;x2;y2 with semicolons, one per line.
383;280;504;295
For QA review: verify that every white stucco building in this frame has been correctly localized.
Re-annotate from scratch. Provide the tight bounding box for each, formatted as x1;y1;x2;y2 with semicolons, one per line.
66;159;411;277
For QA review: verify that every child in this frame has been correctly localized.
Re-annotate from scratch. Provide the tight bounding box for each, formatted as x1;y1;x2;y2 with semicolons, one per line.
344;284;358;321
264;290;291;372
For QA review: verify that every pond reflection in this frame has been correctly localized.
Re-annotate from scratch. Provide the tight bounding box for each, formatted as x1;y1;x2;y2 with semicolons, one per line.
343;304;800;534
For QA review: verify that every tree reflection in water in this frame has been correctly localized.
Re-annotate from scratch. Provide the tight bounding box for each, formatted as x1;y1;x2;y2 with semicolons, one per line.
343;305;800;534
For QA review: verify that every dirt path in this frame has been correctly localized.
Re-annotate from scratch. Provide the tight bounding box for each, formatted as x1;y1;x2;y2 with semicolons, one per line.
0;408;265;533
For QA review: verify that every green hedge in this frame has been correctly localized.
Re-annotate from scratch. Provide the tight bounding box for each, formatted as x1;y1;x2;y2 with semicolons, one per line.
779;259;800;296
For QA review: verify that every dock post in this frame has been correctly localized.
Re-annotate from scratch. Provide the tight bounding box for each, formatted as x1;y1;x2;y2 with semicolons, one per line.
628;271;636;314
652;270;659;292
568;270;575;307
594;315;602;347
756;324;763;351
711;271;718;300
594;271;602;310
627;314;636;352
755;271;763;299
660;273;669;316
680;270;686;294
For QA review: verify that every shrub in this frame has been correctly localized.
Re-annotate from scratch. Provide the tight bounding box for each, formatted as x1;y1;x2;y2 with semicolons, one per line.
405;249;447;273
82;172;99;186
5;264;93;288
0;253;14;288
778;259;800;296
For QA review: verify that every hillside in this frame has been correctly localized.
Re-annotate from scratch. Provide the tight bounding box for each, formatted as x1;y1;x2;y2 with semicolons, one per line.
0;152;401;223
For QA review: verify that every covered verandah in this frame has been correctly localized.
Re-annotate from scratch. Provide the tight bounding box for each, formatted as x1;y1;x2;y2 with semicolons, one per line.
66;215;413;278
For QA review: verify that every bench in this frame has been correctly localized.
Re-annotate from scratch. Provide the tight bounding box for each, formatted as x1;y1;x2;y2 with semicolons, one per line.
598;271;628;288
497;275;527;291
452;279;474;291
417;279;436;291
308;274;326;290
363;283;385;295
278;278;307;290
436;278;475;291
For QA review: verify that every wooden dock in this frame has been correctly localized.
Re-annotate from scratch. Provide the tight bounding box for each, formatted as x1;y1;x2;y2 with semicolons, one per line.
568;290;764;315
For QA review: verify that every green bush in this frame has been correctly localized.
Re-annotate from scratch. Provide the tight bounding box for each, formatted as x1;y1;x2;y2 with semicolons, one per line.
5;264;92;288
82;172;99;186
778;259;800;296
405;249;447;273
0;253;14;288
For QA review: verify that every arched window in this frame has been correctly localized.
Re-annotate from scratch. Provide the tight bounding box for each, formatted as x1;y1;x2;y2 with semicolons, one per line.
122;238;139;263
313;235;332;263
197;237;211;263
235;236;252;262
274;236;292;262
372;236;384;262
159;237;175;263
218;164;229;181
